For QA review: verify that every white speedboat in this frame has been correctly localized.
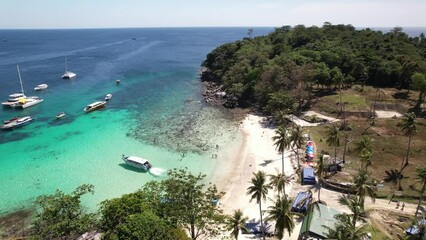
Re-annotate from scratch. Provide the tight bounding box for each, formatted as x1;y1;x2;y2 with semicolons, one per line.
1;116;33;130
14;116;33;127
83;101;106;113
122;155;152;171
56;112;66;119
62;57;77;79
34;84;48;91
105;94;112;101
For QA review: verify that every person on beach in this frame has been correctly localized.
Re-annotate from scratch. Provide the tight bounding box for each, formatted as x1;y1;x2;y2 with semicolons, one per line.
396;201;400;209
401;202;405;210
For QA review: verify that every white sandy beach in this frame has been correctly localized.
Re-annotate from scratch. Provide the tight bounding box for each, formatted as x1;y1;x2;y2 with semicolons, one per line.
214;114;298;239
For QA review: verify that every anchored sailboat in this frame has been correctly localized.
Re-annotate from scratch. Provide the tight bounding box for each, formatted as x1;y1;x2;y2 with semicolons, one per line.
2;65;44;109
62;57;76;79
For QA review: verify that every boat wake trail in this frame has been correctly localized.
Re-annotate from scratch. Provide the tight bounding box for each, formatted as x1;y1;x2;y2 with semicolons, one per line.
149;167;167;176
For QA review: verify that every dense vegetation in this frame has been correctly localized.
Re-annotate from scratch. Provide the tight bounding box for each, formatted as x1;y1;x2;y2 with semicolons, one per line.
201;23;426;114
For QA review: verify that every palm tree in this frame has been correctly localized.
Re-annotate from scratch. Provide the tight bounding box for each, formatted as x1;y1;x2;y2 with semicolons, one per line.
268;172;290;197
384;169;404;196
315;154;327;202
272;126;291;175
342;132;349;163
338;194;363;226
324;214;369;240
326;124;341;166
354;136;373;169
415;166;426;217
352;169;377;210
399;112;418;166
265;196;296;239
226;209;248;239
289;125;305;170
353;136;373;158
247;171;271;240
359;151;373;170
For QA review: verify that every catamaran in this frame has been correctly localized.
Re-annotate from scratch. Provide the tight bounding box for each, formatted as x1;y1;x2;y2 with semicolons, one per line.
62;57;77;79
1;65;44;109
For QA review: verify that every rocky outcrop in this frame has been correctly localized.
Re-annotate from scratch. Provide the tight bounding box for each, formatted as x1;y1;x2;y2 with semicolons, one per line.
200;67;240;108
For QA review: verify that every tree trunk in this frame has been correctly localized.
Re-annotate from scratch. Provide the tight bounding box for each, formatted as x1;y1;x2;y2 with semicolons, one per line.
318;182;322;202
416;92;424;109
191;221;196;240
282;151;286;197
296;148;300;170
342;135;348;163
397;157;408;191
259;201;266;240
406;134;412;165
415;182;426;217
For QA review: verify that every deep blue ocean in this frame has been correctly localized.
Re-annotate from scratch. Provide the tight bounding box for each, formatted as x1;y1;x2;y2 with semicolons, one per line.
0;27;274;214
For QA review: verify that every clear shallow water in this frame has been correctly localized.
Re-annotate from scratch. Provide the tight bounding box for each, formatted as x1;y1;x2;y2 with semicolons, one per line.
0;27;274;213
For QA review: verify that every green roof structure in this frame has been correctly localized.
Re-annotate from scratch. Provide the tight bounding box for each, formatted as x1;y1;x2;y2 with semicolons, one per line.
299;203;342;239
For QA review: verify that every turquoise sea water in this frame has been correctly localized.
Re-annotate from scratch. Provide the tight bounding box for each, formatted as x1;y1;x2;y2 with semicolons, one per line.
0;28;274;213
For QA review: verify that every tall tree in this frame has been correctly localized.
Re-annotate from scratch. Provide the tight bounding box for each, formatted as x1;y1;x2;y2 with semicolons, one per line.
161;169;225;240
338;194;363;226
352;169;377;210
272;126;291;175
33;184;96;240
265;196;296;239
289;125;305;170
415;166;426;217
412;73;426;109
326;124;341;166
247;171;272;240
324;214;369;240
225;209;248;240
268;172;290;197
353;136;373;170
398;112;418;166
315;154;327;202
115;211;190;240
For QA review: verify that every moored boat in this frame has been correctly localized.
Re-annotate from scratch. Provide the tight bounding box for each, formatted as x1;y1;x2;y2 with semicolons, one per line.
14;116;33;128
3;116;20;124
13;96;44;109
2;65;43;109
83;101;106;113
34;84;48;91
2;93;25;107
105;94;112;101
62;57;77;79
56;112;66;119
122;155;153;171
1;116;33;130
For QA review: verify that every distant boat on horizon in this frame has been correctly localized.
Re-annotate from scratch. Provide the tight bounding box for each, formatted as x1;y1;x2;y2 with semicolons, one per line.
62;57;76;79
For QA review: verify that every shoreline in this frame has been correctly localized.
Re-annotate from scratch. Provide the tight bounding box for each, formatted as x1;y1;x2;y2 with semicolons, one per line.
213;113;297;216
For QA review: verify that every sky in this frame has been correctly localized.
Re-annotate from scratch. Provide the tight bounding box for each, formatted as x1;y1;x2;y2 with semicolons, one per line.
0;0;425;29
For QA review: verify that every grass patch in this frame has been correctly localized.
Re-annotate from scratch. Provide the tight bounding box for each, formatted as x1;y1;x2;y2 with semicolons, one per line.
305;117;426;198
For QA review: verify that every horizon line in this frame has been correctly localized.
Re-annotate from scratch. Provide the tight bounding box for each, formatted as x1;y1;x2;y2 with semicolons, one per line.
0;25;425;31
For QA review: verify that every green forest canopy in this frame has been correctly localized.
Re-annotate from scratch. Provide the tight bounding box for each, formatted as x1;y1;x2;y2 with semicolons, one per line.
201;23;426;112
